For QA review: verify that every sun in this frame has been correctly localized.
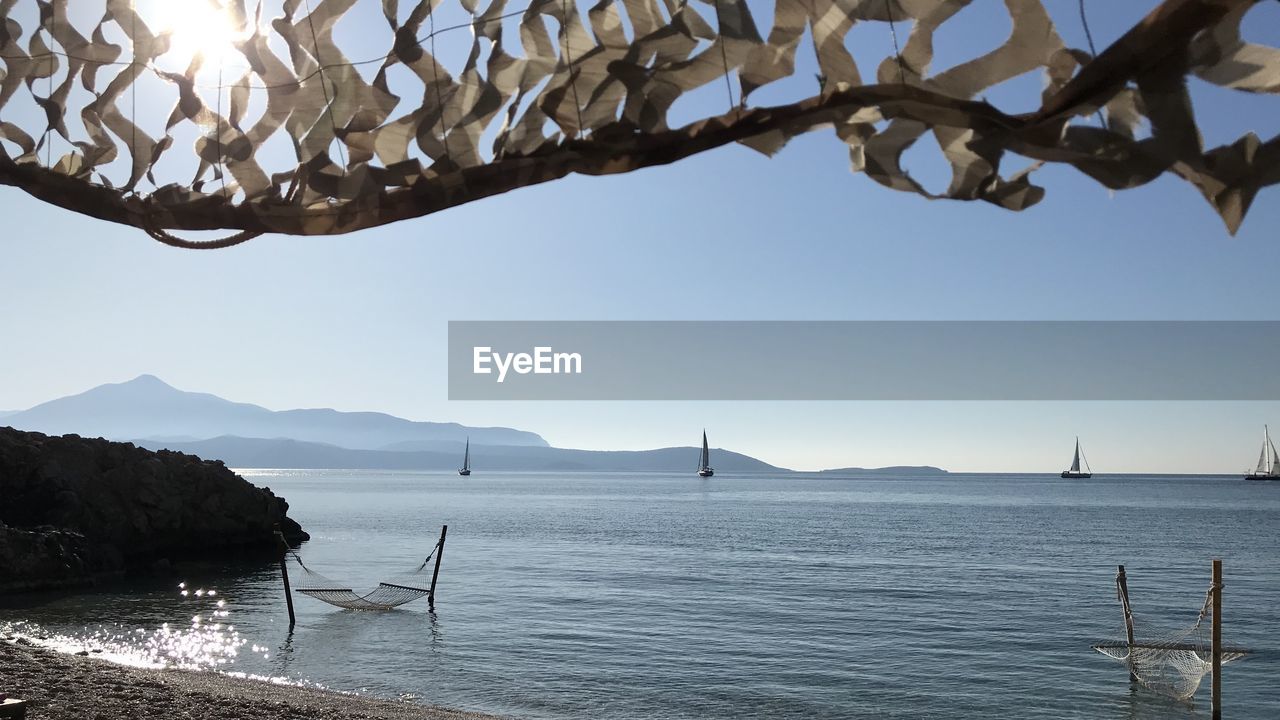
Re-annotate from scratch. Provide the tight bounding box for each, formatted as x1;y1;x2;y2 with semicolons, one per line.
151;0;245;67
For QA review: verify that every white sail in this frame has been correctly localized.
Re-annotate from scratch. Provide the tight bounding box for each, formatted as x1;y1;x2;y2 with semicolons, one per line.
1062;437;1091;476
700;430;710;470
462;438;470;471
1247;426;1278;477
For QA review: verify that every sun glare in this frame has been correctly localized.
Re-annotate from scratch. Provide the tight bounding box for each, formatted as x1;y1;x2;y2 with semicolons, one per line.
152;1;244;67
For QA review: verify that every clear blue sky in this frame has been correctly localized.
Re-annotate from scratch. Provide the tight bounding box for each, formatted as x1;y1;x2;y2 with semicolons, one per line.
1;1;1278;472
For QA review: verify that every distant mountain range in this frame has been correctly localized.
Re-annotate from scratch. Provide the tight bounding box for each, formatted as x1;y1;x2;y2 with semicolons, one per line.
129;436;780;472
2;375;787;473
5;375;545;450
818;466;948;475
2;375;945;474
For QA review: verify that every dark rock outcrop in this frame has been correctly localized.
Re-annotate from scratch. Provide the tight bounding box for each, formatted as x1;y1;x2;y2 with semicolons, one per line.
0;524;99;592
0;427;308;593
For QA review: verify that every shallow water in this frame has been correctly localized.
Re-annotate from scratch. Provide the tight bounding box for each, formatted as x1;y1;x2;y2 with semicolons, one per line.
4;471;1279;719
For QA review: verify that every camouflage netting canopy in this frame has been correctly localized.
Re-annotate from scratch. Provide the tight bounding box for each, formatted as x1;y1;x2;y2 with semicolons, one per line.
0;0;1277;247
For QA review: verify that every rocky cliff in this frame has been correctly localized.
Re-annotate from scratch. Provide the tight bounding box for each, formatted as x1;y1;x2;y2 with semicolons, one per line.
0;427;308;593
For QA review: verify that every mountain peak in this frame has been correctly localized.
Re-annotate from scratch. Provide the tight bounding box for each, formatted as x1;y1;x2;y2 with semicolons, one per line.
124;374;173;388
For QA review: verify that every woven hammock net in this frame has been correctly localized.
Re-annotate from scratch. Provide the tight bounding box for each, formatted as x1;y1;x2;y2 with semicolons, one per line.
1092;578;1251;701
291;547;436;610
0;0;1277;246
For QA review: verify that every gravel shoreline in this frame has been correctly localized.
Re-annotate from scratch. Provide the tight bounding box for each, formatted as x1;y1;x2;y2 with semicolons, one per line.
1;639;505;720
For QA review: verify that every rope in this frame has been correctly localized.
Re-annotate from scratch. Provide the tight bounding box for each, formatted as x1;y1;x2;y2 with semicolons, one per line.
560;0;585;138
289;542;438;576
140;199;262;248
143;224;262;249
302;0;348;172
884;0;906;86
216;62;228;199
1195;579;1220;625
415;545;439;572
287;544;441;610
712;0;737;114
131;1;137;176
45;28;53;168
429;0;453;166
1077;0;1101;66
1076;0;1109;130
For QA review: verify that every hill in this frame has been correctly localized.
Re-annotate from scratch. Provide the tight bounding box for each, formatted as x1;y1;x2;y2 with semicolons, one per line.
6;375;792;473
818;465;949;475
131;435;785;473
6;374;546;450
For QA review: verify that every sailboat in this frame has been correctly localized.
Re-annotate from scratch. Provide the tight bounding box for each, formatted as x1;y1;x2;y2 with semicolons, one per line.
1245;425;1280;481
458;437;471;476
697;430;714;477
1061;437;1092;478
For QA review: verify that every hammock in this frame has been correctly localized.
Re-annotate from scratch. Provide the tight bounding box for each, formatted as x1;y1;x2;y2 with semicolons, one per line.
1092;569;1252;700
290;545;438;610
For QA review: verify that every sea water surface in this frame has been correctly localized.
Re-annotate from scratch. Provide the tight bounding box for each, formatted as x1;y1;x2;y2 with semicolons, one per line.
4;471;1279;719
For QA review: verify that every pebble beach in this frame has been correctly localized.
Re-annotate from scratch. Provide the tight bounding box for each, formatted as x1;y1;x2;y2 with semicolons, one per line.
0;639;501;720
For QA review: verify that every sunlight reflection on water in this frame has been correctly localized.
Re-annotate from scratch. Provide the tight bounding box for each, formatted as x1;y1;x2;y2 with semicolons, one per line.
2;583;264;671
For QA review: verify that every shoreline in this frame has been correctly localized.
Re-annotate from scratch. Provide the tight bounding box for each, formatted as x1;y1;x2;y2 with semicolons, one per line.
1;639;504;720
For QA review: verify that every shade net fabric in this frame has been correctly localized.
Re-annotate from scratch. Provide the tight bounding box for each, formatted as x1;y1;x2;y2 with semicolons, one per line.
291;550;436;610
0;0;1277;244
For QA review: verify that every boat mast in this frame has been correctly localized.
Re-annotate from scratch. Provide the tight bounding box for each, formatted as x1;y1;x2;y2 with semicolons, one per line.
463;437;470;471
1071;437;1081;473
1268;425;1277;475
701;430;710;469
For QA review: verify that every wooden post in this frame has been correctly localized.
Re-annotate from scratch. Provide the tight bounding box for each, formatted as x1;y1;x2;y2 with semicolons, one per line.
428;524;448;610
1116;565;1137;682
1212;559;1222;720
274;527;296;628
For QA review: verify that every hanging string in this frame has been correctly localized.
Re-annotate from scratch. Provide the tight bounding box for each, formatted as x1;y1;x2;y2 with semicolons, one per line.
46;31;53;168
1077;0;1101;66
560;0;585;138
131;1;137;187
302;0;348;172
1077;0;1109;130
5;6;534;93
428;0;453;166
216;61;228;199
712;0;737;114
884;0;906;86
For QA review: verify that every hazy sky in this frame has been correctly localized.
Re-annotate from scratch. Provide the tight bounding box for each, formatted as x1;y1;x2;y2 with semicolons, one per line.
2;1;1279;473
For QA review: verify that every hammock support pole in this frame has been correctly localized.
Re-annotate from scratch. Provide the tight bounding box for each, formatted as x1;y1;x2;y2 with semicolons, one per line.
274;527;296;628
428;525;447;610
1116;565;1137;682
1212;559;1222;720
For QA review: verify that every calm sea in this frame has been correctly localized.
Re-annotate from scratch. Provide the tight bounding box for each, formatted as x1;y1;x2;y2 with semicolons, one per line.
4;471;1279;719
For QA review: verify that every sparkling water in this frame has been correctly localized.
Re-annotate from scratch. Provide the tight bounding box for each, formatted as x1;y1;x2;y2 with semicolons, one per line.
4;470;1278;718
